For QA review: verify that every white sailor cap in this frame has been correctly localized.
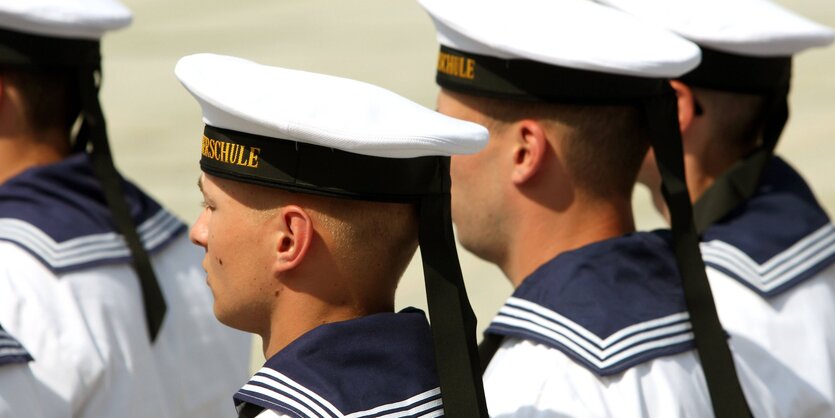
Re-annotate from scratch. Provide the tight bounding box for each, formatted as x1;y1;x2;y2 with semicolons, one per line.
177;55;491;415
0;0;131;40
595;0;834;57
594;0;832;243
595;0;832;94
176;53;488;198
418;0;700;103
0;0;131;72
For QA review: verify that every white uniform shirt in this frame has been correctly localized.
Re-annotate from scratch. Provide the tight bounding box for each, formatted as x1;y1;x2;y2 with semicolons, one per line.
254;411;285;418
484;336;821;418
482;230;822;417
0;237;251;418
0;363;67;418
0;327;66;418
701;157;835;416
0;154;251;418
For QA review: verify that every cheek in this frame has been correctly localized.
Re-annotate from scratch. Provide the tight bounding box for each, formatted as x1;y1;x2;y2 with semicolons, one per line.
450;154;486;225
450;154;480;188
208;216;274;278
451;137;504;194
203;215;240;281
212;233;277;332
205;217;225;260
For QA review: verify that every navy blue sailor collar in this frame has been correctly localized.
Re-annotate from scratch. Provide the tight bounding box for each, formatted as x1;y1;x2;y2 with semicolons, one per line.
485;231;695;376
234;308;444;418
0;152;184;273
0;324;32;366
701;157;835;298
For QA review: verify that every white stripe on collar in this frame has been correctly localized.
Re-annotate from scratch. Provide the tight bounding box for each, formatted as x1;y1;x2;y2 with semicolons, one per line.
0;329;30;363
701;223;835;295
491;297;694;372
346;388;442;418
240;383;323;418
240;367;443;418
0;209;183;271
0;346;29;359
249;368;339;418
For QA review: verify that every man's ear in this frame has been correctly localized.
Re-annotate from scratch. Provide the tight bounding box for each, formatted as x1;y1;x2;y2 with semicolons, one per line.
670;80;697;135
510;120;548;185
273;205;313;274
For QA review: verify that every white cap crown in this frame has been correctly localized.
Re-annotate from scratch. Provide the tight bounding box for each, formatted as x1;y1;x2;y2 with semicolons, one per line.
0;0;132;40
176;54;488;158
419;0;701;78
595;0;834;56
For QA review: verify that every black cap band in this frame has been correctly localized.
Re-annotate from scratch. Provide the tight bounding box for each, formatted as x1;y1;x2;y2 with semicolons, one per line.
681;46;792;94
0;27;100;70
436;45;664;103
200;125;448;202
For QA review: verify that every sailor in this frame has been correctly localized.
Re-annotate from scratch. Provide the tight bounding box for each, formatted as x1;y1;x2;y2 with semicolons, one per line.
175;53;490;418
0;1;251;417
416;0;813;416
596;0;835;414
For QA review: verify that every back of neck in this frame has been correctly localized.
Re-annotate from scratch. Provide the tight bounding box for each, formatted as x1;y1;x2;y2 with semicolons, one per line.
0;130;70;184
504;196;635;287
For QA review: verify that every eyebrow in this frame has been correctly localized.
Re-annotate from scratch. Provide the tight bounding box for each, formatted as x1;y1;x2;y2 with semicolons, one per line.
197;176;204;194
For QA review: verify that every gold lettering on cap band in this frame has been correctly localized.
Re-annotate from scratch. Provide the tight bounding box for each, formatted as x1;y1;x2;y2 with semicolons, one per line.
437;51;475;80
201;135;260;168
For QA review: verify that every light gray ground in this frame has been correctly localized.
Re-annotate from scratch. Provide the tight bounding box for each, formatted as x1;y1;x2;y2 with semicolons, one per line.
100;0;835;371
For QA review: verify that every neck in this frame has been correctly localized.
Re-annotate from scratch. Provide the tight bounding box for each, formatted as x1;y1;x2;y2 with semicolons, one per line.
684;153;720;204
261;297;362;359
503;195;635;287
646;154;727;225
0;130;70;185
260;275;395;359
682;122;756;205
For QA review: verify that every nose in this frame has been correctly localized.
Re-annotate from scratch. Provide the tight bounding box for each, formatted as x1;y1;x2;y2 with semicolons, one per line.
190;210;209;249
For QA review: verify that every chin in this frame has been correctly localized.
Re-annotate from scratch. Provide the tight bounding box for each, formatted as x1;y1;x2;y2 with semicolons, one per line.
450;204;470;232
457;232;488;262
204;274;217;296
212;304;239;330
213;304;263;335
458;226;502;265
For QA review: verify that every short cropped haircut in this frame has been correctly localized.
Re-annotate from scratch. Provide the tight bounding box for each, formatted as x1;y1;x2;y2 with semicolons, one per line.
305;196;419;283
1;67;79;137
475;96;650;200
691;86;768;157
242;186;420;286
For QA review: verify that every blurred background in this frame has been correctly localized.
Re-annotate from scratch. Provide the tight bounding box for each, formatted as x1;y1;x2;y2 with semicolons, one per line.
101;0;835;371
